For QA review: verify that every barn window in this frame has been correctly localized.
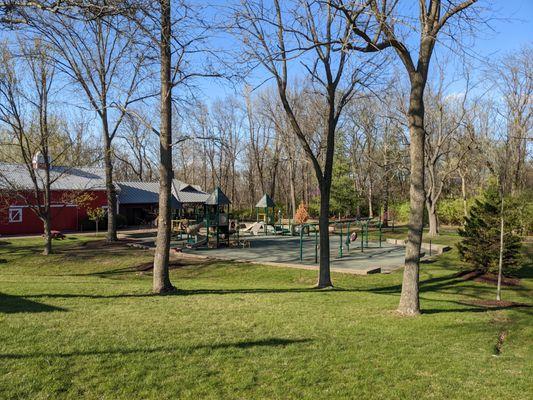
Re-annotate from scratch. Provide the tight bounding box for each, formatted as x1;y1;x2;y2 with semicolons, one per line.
8;207;23;223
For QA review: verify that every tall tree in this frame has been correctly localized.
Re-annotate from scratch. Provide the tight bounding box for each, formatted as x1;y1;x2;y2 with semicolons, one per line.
22;9;146;242
0;41;61;254
151;0;175;293
337;0;479;315
235;0;376;287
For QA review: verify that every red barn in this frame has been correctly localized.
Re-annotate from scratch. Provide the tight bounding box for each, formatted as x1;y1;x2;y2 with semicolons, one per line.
0;162;108;235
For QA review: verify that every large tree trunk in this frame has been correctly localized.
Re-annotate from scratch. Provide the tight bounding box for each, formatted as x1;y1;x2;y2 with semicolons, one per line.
42;213;52;255
398;74;426;316
103;130;118;242
153;0;175;294
317;182;332;288
426;199;439;236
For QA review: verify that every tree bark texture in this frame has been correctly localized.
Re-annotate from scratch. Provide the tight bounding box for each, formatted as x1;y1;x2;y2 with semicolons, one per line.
398;74;426;316
153;0;175;294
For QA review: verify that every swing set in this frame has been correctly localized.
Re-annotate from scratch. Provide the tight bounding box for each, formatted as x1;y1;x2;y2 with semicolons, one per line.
297;219;383;263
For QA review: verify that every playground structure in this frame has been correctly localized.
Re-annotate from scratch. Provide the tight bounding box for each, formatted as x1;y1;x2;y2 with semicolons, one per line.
170;186;243;249
163;191;410;274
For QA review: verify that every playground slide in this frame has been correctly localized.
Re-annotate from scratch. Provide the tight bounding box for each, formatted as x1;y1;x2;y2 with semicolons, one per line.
240;222;257;233
251;221;265;236
185;236;208;249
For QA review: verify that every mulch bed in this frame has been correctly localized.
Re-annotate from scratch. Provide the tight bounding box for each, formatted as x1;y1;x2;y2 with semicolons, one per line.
458;270;521;287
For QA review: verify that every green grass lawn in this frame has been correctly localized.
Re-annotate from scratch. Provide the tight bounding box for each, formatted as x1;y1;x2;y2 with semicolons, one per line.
0;234;531;400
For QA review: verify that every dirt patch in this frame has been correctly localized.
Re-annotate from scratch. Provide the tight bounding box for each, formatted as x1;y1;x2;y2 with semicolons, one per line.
463;299;531;308
66;239;136;252
457;270;521;287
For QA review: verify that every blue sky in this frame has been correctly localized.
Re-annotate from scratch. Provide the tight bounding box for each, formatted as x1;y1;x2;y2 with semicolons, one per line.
196;0;533;102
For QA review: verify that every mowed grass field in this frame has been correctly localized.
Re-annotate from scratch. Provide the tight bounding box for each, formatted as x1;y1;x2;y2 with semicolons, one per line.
0;233;531;400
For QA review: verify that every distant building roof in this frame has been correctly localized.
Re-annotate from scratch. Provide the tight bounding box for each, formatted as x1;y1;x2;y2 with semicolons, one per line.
205;187;231;206
0;161;220;208
255;194;275;208
116;181;160;204
0;163;107;191
171;180;209;204
117;179;209;208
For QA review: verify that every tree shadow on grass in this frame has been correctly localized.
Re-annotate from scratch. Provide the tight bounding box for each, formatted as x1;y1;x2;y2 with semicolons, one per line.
0;337;311;360
0;292;67;314
420;297;532;315
22;287;344;300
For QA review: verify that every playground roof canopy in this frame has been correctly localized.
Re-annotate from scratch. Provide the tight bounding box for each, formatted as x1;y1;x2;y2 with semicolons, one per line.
205;187;231;206
255;194;275;208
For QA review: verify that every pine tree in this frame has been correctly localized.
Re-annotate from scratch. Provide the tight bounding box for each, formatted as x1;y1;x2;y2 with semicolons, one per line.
457;182;521;275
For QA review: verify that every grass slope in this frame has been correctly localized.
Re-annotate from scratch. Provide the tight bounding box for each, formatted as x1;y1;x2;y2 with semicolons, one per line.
0;235;531;400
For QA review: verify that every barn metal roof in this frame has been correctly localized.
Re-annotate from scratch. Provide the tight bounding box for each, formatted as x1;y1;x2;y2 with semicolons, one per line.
0;163;107;191
0;161;215;208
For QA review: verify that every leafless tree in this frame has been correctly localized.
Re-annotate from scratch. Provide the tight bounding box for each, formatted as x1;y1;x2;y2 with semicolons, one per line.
234;0;379;288
0;41;67;254
489;46;532;195
21;11;147;242
115;113;157;181
336;0;480;315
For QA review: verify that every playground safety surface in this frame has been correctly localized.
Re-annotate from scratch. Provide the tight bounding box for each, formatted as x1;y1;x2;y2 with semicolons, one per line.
182;235;406;274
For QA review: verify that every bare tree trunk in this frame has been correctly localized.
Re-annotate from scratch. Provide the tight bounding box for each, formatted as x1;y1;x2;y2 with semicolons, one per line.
426;199;439;236
288;160;296;219
460;170;468;217
398;75;426;316
42;214;52;255
318;181;332;288
103;128;118;241
368;180;373;218
382;177;389;227
496;192;505;301
303;163;309;205
153;0;175;294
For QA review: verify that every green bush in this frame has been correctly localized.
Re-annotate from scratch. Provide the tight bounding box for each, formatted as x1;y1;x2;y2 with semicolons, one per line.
389;201;410;224
437;198;478;226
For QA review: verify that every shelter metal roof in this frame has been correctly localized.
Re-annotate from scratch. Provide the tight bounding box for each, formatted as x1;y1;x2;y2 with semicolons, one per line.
118;179;210;208
117;182;160;204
